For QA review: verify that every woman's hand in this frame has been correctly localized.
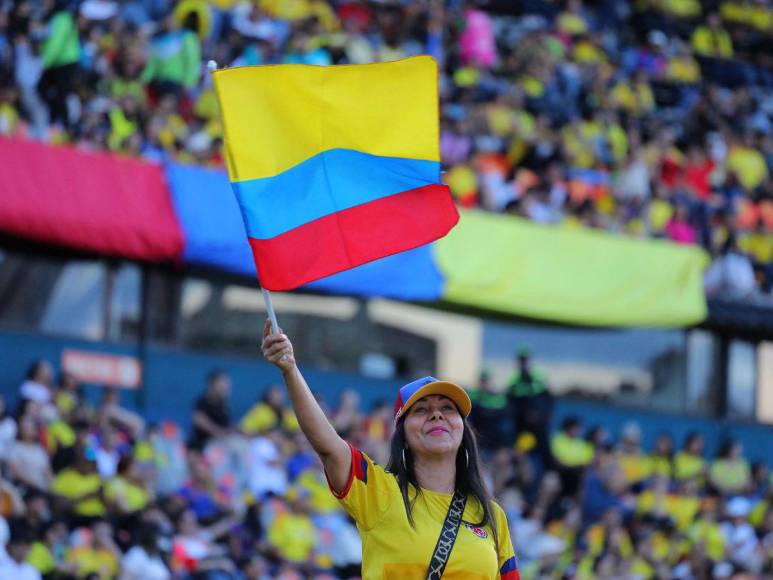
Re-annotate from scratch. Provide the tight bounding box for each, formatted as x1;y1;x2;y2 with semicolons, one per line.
261;319;296;374
260;319;351;489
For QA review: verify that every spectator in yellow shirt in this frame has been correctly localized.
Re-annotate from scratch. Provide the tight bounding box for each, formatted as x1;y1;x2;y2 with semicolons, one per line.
649;432;674;479
688;499;726;562
556;0;590;37
27;519;71;577
610;70;656;115
240;385;299;436
674;432;706;484
572;35;607;65
740;219;773;266
54;372;83;420
294;462;341;515
666;43;701;84
552;416;594;497
691;12;734;58
51;445;107;522
65;521;121;579
267;492;318;565
727;134;769;191
584;507;634;558
616;422;652;486
709;438;751;496
105;455;151;515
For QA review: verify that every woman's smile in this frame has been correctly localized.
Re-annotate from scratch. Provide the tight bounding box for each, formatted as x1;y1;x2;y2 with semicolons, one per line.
427;426;449;436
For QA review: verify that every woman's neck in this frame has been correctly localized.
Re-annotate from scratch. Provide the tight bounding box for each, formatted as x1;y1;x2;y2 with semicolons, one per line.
413;453;456;494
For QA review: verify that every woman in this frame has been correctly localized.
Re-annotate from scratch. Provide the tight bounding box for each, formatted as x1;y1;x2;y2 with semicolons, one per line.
674;431;706;484
170;508;238;576
106;455;152;516
261;320;518;579
0;395;17;461
19;359;54;406
120;523;170;580
6;414;52;492
649;432;674;480
709;438;751;496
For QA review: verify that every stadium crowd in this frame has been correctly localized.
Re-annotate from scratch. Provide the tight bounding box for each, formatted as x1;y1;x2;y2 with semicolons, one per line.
1;0;773;296
0;353;772;579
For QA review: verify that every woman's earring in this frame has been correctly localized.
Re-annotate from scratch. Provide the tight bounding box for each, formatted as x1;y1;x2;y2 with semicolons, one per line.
465;449;469;468
402;448;408;471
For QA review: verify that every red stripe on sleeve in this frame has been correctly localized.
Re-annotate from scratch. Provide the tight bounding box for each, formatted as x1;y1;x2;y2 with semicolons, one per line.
325;443;361;499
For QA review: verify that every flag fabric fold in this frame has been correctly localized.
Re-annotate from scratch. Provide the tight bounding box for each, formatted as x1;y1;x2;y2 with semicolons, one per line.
213;56;459;291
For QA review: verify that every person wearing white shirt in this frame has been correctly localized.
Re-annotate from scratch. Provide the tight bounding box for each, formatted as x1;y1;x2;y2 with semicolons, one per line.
705;237;757;298
0;519;41;580
720;497;763;573
120;524;170;580
19;361;54;405
248;431;287;499
0;396;17;461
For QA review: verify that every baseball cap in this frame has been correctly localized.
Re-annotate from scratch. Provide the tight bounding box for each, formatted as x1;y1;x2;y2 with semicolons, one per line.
393;376;472;425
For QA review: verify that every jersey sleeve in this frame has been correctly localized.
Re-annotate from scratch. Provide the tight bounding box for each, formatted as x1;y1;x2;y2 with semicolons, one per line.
494;502;520;580
325;442;394;531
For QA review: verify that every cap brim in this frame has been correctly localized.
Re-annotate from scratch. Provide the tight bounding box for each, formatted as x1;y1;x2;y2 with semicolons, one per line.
401;381;472;418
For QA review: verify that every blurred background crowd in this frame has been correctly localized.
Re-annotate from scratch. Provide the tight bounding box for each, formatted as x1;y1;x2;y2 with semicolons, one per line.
1;352;773;579
1;0;773;578
0;0;773;297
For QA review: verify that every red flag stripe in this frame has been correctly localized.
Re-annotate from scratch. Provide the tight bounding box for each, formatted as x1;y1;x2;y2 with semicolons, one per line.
248;184;459;291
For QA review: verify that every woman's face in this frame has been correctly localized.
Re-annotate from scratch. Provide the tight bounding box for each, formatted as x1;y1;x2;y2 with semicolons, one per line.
35;361;53;385
179;510;198;535
655;435;672;454
266;387;283;407
19;417;37;442
404;395;464;458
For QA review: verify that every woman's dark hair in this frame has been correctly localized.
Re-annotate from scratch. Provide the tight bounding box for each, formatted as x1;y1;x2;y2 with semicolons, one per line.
653;432;674;458
117;454;134;476
385;414;499;553
561;416;580;432
585;425;606;446
136;523;161;554
25;360;48;381
182;10;200;34
716;437;737;459
684;431;703;452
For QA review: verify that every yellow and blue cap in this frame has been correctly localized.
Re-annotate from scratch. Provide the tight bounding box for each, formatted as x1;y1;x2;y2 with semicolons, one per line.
393;376;472;425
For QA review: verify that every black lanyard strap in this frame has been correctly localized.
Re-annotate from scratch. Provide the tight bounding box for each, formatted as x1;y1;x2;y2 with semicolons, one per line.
426;489;468;580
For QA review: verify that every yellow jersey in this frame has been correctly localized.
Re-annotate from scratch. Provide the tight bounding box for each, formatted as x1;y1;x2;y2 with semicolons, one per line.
105;476;150;513
267;511;317;563
329;445;518;580
51;469;106;517
66;546;119;579
27;541;55;574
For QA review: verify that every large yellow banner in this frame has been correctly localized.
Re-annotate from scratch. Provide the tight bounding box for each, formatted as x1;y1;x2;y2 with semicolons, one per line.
435;211;709;327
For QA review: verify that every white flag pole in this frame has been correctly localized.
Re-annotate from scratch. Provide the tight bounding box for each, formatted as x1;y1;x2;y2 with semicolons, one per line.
261;288;280;335
208;60;280;337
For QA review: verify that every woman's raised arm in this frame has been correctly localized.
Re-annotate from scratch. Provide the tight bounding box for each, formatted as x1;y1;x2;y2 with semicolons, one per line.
261;319;351;493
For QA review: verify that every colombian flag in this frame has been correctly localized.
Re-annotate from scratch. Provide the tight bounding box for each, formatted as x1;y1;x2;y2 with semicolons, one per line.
212;56;459;291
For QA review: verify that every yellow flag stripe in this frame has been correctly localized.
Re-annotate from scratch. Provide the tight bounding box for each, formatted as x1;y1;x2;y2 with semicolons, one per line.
213;56;440;182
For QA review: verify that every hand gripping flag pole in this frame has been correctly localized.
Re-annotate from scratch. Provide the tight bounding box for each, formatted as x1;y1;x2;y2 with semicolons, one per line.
208;60;280;337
